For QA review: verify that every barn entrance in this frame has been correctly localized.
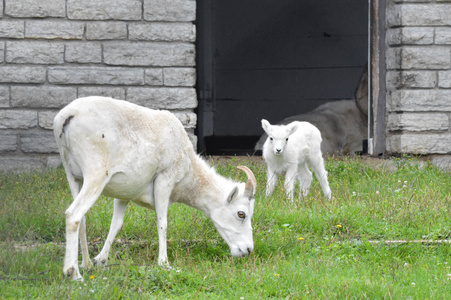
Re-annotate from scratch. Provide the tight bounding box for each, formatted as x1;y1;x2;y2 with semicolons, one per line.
196;0;369;155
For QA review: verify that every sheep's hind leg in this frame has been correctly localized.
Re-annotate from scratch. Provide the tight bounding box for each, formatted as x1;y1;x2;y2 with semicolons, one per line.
64;176;107;281
93;198;128;266
79;216;93;270
284;167;298;202
309;154;332;199
297;163;313;198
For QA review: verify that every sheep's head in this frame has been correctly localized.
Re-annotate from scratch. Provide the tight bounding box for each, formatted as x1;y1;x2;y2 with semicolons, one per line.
209;166;257;257
261;119;298;155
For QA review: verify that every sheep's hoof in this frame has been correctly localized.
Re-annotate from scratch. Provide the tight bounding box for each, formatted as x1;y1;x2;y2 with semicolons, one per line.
80;259;93;270
93;257;107;267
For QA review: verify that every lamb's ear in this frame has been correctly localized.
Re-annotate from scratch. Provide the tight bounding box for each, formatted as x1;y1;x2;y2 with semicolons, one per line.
261;119;271;135
227;186;239;203
288;122;298;136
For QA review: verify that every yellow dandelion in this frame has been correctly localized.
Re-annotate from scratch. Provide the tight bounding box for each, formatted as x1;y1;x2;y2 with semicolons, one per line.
274;273;280;277
90;275;95;280
297;237;305;240
336;224;342;228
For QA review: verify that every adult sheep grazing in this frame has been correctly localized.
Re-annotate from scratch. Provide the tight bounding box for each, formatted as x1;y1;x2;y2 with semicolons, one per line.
261;119;331;201
53;96;257;281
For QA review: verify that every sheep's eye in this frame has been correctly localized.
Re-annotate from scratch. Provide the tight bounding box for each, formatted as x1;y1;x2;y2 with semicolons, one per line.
269;137;273;141
286;138;289;141
237;211;246;219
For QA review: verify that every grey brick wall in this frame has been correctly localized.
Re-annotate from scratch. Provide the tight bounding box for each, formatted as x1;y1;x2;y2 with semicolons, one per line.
386;0;451;169
0;0;197;173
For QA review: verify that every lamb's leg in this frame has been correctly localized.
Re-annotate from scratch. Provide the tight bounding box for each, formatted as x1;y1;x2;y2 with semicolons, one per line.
93;198;128;266
64;176;106;281
284;166;298;202
297;163;313;197
309;153;332;199
265;167;278;197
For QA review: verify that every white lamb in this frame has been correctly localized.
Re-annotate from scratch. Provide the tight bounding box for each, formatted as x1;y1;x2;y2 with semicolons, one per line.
53;96;257;281
261;119;331;201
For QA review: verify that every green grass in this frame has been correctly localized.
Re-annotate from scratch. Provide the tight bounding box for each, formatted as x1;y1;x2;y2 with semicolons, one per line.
1;156;450;299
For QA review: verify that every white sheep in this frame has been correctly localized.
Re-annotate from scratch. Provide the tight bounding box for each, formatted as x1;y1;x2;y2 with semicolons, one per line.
53;96;257;281
261;119;331;201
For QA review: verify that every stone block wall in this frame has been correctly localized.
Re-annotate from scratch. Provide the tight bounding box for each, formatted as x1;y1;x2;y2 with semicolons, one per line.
385;0;451;169
0;0;197;173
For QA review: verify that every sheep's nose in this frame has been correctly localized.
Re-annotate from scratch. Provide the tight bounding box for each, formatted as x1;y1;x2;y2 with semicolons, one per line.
275;148;282;154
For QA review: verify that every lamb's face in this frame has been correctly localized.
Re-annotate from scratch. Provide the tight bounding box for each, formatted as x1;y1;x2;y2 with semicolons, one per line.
261;119;297;156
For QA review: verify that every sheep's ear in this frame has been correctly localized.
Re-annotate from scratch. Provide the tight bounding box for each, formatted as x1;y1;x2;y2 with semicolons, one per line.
261;119;271;134
227;186;239;203
288;123;298;136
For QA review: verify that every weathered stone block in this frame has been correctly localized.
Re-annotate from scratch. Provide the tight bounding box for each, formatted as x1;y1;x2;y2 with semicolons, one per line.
0;66;46;83
0;110;37;129
6;41;64;64
438;71;451;88
385;48;401;70
387;133;451;154
386;27;433;46
401;4;451;26
144;0;196;21
38;111;58;130
387;71;437;88
86;22;127;40
11;87;76;108
429;155;451;172
387;113;449;131
163;68;196;86
145;69;164;85
435;28;451;44
127;87;197;109
388;90;451;112
47;155;62;169
0;157;47;173
129;23;196;42
172;112;197;129
0;20;25;39
49;67;144;85
68;0;142;20
0;87;9;108
78;87;126;99
0;42;3;64
66;42;102;63
21;131;58;153
25;21;84;40
386;3;402;27
0;132;17;152
103;42;195;66
5;0;65;18
401;47;450;69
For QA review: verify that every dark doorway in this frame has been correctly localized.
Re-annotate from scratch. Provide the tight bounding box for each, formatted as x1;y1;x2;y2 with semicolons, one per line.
197;0;368;155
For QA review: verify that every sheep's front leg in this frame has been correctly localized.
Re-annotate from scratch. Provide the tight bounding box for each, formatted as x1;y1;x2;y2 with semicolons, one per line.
284;166;298;202
154;174;173;268
265;166;278;197
93;199;128;266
